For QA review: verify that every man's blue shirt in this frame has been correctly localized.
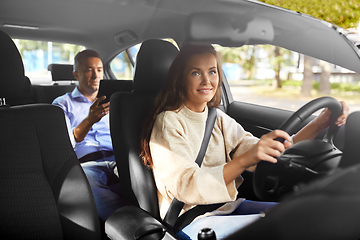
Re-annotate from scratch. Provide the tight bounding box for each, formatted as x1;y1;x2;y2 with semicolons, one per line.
52;87;112;159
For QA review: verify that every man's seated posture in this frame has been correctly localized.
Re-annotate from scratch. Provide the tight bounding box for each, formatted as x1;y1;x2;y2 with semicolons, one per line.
53;50;129;230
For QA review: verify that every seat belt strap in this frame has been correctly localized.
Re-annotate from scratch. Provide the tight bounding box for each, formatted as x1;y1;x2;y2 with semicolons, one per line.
163;107;217;229
195;107;217;166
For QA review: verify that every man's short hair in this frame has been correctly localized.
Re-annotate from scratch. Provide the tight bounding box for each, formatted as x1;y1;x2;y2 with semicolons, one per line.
74;49;101;71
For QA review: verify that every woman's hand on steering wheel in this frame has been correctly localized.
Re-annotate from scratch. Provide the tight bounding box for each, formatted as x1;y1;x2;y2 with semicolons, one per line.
246;130;292;166
313;101;349;129
293;101;349;144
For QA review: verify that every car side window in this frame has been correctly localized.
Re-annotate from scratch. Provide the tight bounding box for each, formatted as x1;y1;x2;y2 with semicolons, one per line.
110;44;141;80
110;39;178;80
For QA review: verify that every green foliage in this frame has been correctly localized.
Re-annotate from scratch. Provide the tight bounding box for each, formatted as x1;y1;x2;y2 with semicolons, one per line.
265;45;294;71
283;80;360;93
217;46;243;64
282;80;303;88
16;40;47;54
216;45;259;79
258;0;360;29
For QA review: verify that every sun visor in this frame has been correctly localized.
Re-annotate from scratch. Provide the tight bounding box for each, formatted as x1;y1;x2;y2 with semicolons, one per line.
187;13;274;47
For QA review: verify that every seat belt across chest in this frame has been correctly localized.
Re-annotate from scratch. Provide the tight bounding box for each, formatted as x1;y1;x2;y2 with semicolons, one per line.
163;107;217;229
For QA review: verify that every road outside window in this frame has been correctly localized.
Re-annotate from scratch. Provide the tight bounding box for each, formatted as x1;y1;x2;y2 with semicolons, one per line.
216;45;360;113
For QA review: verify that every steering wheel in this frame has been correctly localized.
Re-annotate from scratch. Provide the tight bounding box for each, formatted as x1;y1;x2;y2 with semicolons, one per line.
253;97;343;201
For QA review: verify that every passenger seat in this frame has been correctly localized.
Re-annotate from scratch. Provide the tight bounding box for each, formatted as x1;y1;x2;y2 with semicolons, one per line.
0;27;102;240
0;30;35;106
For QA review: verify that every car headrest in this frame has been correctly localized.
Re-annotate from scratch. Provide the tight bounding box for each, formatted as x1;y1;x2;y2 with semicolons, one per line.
133;39;179;95
48;64;76;82
0;30;25;98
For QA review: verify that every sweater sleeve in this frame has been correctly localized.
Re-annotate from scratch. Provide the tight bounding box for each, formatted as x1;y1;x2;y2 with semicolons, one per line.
150;111;237;206
218;110;259;160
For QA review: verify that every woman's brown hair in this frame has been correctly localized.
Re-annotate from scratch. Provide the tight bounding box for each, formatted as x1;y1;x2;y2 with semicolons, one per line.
140;44;223;167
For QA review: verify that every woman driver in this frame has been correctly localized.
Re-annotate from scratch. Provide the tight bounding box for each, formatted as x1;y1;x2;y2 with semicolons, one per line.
140;44;348;239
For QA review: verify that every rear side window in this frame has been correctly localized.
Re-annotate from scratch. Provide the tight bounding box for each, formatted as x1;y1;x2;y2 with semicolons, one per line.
109;39;178;80
110;44;140;80
13;39;84;84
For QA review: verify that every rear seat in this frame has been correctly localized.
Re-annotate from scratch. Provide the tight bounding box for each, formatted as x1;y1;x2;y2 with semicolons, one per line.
32;63;133;104
33;84;76;103
32;64;76;103
6;76;35;106
47;63;77;85
1;29;132;105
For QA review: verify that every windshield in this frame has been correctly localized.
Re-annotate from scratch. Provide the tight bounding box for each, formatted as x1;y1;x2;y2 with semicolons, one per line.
217;44;360;113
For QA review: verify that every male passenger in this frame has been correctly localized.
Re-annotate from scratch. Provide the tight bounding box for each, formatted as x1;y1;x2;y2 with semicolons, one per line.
52;49;129;230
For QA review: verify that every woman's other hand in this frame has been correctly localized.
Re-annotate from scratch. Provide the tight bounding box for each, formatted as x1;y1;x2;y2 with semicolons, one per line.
246;130;292;165
312;100;349;130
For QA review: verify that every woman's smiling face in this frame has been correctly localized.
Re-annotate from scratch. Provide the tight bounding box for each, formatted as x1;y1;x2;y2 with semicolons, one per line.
183;52;219;112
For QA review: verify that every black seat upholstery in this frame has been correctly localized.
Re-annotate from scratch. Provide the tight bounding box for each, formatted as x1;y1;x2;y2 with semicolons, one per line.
0;105;101;240
48;63;76;84
106;39;179;239
33;84;76;103
110;39;178;217
0;29;101;240
0;29;34;106
7;76;35;106
32;63;76;103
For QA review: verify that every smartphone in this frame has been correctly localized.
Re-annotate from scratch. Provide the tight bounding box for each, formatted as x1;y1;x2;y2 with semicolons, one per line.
96;80;111;105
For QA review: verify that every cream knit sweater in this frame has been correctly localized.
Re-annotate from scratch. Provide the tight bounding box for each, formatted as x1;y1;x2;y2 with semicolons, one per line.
150;105;259;220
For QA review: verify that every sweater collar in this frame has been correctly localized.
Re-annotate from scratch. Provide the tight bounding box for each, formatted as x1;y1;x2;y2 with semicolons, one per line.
180;105;208;123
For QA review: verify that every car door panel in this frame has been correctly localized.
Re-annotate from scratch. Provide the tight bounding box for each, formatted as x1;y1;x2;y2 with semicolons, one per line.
227;101;313;138
226;100;315;201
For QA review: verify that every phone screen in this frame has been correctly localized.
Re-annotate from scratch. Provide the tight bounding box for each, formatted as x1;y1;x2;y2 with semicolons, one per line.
96;80;110;105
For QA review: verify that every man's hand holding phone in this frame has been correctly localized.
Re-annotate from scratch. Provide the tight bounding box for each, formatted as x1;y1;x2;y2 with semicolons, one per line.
88;96;110;124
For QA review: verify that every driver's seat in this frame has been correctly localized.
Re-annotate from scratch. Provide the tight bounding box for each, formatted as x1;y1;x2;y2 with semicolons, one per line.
108;40;225;239
107;39;179;239
109;39;178;218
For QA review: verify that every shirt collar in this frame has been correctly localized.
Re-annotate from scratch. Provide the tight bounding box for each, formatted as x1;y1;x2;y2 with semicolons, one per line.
71;87;91;102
